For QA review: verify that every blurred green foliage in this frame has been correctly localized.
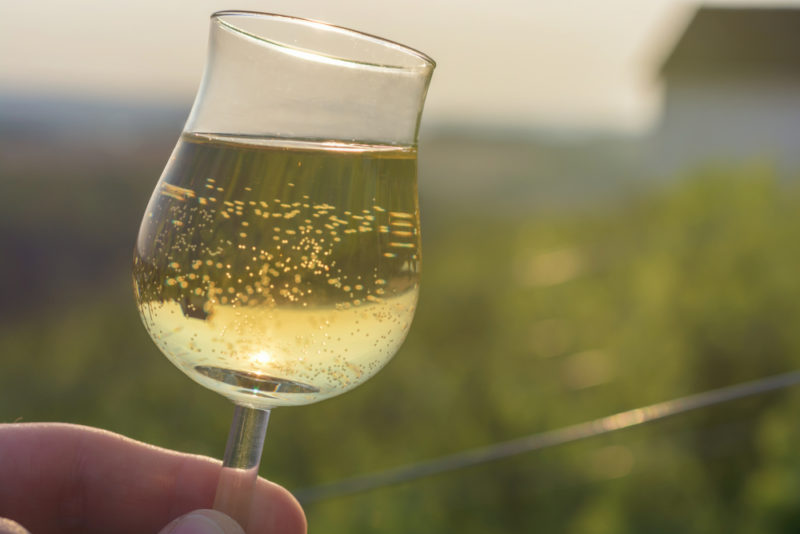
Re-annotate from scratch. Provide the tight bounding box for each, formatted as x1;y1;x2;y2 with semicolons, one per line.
1;157;800;532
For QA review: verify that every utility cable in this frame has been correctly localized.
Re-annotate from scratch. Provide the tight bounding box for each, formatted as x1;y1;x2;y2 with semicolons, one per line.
294;369;800;504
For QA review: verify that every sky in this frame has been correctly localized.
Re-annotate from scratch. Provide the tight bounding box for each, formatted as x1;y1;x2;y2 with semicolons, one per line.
2;0;799;133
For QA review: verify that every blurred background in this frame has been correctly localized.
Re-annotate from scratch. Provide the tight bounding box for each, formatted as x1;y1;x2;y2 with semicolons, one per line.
3;0;800;532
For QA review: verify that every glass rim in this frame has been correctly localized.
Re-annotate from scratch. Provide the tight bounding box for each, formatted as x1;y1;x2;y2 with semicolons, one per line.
212;10;436;72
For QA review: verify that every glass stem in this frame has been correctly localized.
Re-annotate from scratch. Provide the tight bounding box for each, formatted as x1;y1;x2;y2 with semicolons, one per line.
213;404;271;531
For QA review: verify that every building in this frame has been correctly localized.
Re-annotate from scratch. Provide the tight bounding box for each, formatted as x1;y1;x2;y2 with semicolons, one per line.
654;7;800;173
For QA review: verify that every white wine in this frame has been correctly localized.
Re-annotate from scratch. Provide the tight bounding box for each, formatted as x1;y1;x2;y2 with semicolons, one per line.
133;133;420;408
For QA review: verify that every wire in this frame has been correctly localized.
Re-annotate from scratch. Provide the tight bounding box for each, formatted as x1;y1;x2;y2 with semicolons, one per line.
293;369;800;504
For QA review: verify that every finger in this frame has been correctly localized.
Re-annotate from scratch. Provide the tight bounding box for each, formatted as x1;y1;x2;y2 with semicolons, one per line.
0;423;306;534
159;509;244;534
0;518;30;534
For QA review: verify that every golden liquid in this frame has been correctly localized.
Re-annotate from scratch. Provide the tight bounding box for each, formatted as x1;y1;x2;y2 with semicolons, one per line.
133;133;420;408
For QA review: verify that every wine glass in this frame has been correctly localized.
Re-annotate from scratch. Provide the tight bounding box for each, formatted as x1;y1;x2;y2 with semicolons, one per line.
132;11;434;530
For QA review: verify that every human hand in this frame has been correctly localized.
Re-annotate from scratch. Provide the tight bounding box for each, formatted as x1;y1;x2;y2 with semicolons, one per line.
0;423;306;534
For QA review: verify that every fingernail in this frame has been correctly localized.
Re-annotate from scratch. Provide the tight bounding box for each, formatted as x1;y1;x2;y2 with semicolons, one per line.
169;513;226;534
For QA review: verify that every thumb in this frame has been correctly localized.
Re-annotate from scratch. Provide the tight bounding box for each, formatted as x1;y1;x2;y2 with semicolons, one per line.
0;518;30;534
159;510;245;534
